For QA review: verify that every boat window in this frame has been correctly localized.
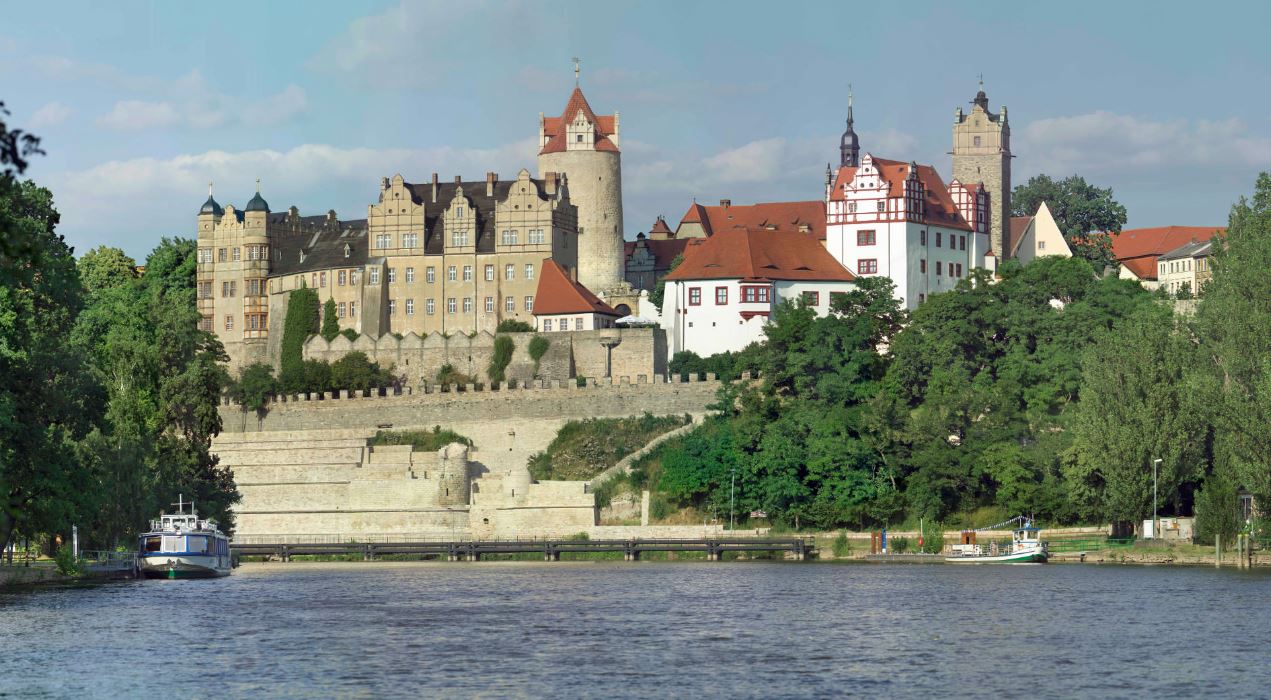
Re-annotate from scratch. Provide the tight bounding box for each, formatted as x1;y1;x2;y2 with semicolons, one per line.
188;536;209;553
162;535;183;552
144;536;163;553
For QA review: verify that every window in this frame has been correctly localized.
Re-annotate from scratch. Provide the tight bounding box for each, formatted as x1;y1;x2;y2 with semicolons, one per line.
406;299;414;316
349;301;356;318
803;291;820;306
525;296;534;312
426;267;436;283
463;266;472;282
447;298;457;314
312;273;318;288
369;268;380;285
758;286;770;303
485;297;494;312
338;302;347;318
351;270;359;285
463;297;473;313
529;228;545;244
501;229;519;245
448;266;457;282
232;247;241;262
451;229;468;246
858;259;878;274
577;134;583;142
857;230;876;246
525;264;534;280
484;265;494;281
198;248;212;263
973;136;982;147
936;261;943;275
388;268;396;284
919;293;925;303
388;299;396;315
544;319;553;332
848;202;857;213
959;235;966;251
505;296;515;312
403;233;418;249
715;287;728;305
505;264;515;280
224;315;233;331
920;231;927;246
247;279;261;296
956;263;963;277
218;248;227;262
456;207;464;218
198;281;212;299
375;234;390;249
426;299;435;315
405;267;415;283
199;315;213;332
936;232;942;248
575;318;584;331
876;201;885;213
741;285;770;303
339;270;347;286
320;271;327;287
920;259;927;273
222;281;236;297
689;287;701;306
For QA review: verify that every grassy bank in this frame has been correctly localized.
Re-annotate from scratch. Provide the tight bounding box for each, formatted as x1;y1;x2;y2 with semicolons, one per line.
529;413;691;481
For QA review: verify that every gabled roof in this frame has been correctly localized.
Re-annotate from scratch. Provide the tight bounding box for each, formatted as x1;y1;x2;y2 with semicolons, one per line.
664;227;855;283
539;86;619;155
649;216;674;236
532;260;618;316
1158;239;1214;262
676;200;826;240
1111;226;1224;261
829;156;972;231
1010;216;1033;244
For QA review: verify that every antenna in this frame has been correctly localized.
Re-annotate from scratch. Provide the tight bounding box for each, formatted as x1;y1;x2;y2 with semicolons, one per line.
256;177;262;194
208;181;213;197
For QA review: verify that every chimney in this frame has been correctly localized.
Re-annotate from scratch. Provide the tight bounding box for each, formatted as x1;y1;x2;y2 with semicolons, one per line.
545;171;558;195
431;173;439;203
454;175;462;185
720;199;731;209
570;265;578;283
486;171;496;197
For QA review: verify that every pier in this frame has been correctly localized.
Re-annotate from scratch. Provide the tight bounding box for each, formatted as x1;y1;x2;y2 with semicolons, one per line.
231;537;814;562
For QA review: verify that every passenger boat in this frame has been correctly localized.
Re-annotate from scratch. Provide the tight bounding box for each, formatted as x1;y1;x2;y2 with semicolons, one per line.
137;496;232;578
945;517;1048;564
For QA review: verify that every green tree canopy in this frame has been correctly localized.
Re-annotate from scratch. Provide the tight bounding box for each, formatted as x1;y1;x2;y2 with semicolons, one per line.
279;286;320;393
78;246;138;298
1012;174;1128;269
320;298;340;341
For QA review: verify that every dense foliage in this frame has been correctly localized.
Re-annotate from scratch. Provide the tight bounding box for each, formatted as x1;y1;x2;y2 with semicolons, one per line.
320;298;340;341
487;335;514;384
495;319;533;333
370;427;473;451
279;286;319;393
1012;174;1128;269
528;335;550;377
528;413;691;481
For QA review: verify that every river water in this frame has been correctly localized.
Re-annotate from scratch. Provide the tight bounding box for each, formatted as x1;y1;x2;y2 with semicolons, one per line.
2;561;1267;698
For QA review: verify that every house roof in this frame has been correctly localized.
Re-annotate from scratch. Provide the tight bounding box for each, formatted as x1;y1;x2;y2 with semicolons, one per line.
624;238;690;266
532;260;619;316
829;156;972;231
649;216;674;236
1158;239;1214;262
663;227;855;283
1111;225;1224;280
1010;216;1033;243
539;86;619;155
676;200;826;240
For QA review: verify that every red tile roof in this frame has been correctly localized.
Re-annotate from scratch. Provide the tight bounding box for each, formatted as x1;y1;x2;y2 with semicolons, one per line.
649;216;674;236
532;260;619;316
539;87;619;155
664;227;855;283
829;157;972;231
1109;226;1225;280
1010;216;1033;241
676;200;826;240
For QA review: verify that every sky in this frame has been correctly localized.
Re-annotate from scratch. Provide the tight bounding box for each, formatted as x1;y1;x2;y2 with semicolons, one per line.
3;0;1270;261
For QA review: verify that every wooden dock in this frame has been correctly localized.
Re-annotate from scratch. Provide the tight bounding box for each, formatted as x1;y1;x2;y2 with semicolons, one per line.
231;537;815;562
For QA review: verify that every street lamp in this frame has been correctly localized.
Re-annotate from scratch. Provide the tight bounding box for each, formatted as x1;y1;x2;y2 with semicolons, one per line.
1152;458;1162;540
729;468;735;531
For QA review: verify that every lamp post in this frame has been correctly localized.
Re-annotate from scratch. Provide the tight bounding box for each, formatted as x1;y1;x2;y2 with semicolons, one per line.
1152;458;1161;540
729;468;735;531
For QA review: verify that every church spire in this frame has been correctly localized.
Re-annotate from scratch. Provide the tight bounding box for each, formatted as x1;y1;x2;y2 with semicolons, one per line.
839;84;860;168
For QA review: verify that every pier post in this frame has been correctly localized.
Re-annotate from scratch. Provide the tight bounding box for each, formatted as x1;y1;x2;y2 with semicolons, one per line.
1216;534;1222;567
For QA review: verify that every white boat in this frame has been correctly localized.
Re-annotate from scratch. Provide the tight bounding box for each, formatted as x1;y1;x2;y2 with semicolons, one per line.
945;517;1048;564
137;495;232;579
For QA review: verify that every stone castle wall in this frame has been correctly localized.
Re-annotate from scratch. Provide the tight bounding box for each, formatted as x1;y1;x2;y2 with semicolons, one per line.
302;327;665;387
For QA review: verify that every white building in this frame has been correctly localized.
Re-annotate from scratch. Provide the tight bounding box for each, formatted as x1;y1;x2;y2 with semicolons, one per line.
661;228;856;356
1157;240;1213;297
823;153;991;310
1009;201;1073;264
532;259;620;332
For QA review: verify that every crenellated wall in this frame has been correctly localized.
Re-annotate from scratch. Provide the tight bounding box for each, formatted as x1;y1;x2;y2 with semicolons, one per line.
301;327;665;386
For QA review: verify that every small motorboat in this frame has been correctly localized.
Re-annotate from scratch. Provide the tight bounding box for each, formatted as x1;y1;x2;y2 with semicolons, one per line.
137;495;232;578
945;517;1048;564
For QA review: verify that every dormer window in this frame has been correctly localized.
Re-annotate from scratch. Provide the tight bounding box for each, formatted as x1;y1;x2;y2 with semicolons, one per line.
299;250;306;263
344;243;351;258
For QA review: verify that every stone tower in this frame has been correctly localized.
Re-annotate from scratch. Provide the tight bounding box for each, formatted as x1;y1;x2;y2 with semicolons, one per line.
952;82;1011;257
196;180;272;370
537;70;624;293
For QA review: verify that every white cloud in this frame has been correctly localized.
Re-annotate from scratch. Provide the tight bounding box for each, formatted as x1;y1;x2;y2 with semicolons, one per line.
96;100;181;130
28;101;72;128
94;79;309;131
1016;111;1271;178
701;138;788;184
242;85;309;127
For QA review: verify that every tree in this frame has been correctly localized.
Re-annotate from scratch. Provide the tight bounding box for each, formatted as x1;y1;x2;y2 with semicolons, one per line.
279;287;320;393
230;363;277;414
78;246;138;298
1012;174;1128;269
649;253;683;311
495;319;533;333
330;352;391;392
320;298;340;341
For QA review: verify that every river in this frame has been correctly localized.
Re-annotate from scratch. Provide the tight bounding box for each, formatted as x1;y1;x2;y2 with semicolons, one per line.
2;561;1267;698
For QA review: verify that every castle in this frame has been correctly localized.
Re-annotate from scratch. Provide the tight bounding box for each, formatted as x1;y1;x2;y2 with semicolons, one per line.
198;80;628;370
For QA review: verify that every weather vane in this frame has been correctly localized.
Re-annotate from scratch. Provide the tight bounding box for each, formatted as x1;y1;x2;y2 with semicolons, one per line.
573;57;580;85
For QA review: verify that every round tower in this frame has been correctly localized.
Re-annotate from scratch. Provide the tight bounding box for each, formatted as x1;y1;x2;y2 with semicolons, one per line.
537;76;624;292
436;442;470;506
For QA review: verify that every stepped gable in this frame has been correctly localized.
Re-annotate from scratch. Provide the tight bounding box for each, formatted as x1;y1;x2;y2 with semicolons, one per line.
677;200;826;240
664;227;855;283
532;260;618;316
407;178;521;255
830;156;972;231
539;86;619;155
1110;225;1225;281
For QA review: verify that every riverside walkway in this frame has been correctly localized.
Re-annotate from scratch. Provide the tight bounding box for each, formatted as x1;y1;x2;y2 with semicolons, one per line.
231;537;815;562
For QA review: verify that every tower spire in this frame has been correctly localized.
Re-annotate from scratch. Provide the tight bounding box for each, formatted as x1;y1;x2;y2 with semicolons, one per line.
573;57;580;86
839;84;860;168
256;177;261;194
208;181;213;197
847;84;854;127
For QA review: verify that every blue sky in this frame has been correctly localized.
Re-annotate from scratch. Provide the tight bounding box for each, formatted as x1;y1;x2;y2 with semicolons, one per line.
4;0;1269;260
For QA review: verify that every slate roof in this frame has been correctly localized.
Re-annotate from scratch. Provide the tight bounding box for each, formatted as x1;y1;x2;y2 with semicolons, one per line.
1157;239;1214;262
664;227;855;283
405;180;523;255
270;216;369;276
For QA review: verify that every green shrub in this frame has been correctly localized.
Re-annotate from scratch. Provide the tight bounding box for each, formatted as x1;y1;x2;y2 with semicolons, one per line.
832;531;853;558
528;335;550;377
340;328;359;342
919;520;945;554
54;544;81;577
496;319;534;333
331;351;393;392
436;363;475;387
321;298;340;341
371;426;473;451
890;536;910;553
650;492;673;521
488;335;514;384
532;413;690;480
230;362;277;413
575;375;588;387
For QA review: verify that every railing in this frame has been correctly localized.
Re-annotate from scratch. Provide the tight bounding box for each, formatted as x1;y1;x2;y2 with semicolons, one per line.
80;550;138;575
